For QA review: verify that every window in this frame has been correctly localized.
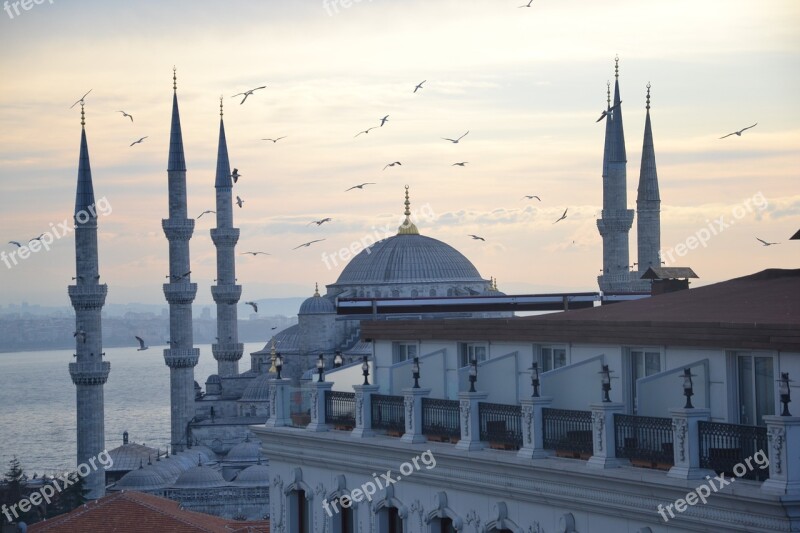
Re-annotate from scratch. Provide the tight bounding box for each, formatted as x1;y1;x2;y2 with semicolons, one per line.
628;348;661;413
429;289;437;297
388;507;403;533
331;497;354;533
736;352;775;426
393;342;417;364
459;343;487;367
437;518;456;533
411;289;418;297
290;490;311;533
539;345;567;372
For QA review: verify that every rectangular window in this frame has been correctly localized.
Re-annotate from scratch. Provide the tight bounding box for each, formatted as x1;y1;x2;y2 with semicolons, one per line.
459;343;487;367
539;346;567;372
392;342;417;364
736;352;775;426
629;348;661;413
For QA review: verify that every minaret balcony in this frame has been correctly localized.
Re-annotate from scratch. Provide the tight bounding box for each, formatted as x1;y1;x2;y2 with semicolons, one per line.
211;284;242;304
68;284;108;310
210;228;240;247
163;348;200;368
212;343;244;362
69;361;110;386
163;283;198;305
162;218;195;241
596;210;634;234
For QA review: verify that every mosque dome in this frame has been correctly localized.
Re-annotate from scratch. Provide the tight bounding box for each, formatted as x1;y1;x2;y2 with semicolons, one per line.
173;465;227;489
233;464;271;486
116;465;167;492
206;374;221;384
225;438;262;463
240;373;272;402
299;284;336;315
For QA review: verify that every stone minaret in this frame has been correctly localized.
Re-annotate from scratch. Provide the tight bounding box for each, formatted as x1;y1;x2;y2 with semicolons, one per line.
211;98;243;377
68;103;109;499
597;57;635;293
636;83;661;273
162;69;199;451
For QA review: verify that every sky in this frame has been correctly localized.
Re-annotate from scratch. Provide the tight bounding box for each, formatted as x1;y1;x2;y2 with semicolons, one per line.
0;0;798;308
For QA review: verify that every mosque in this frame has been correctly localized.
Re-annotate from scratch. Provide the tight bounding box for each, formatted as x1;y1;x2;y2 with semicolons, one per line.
69;59;664;519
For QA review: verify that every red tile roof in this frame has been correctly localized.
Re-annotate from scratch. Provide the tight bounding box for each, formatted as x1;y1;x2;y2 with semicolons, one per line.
27;491;269;533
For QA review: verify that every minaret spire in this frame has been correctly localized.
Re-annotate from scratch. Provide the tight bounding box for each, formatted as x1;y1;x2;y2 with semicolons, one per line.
69;102;110;499
211;95;244;377
162;68;199;452
397;185;419;235
636;82;661;273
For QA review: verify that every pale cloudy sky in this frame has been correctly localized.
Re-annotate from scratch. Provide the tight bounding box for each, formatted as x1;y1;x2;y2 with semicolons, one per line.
0;0;798;307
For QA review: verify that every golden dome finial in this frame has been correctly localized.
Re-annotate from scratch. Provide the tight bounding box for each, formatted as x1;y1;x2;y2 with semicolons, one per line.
606;81;611;108
173;66;177;91
614;55;619;79
220;95;224;117
80;102;85;128
646;82;651;111
314;282;320;297
397;185;419;235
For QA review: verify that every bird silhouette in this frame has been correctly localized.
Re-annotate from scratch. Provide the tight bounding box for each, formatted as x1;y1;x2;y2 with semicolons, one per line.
236;196;244;208
118;111;134;122
468;234;485;241
241;251;271;256
29;234;44;242
518;0;533;7
383;161;402;170
413;80;426;93
232;86;267;105
73;330;87;343
442;131;469;143
596;101;622;123
553;208;568;224
522;195;541;201
345;183;376;191
130;136;148;147
8;241;21;247
355;127;377;137
197;210;216;219
245;301;258;313
293;239;326;250
720;123;758;139
309;218;332;226
261;136;287;143
231;169;241;183
452;162;468;167
756;237;779;246
379;115;390;127
135;336;149;351
70;89;92;109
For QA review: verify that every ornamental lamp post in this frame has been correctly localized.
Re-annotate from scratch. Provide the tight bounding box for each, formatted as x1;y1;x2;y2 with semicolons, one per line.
530;361;541;397
468;358;478;393
333;351;343;368
412;356;421;389
361;356;370;386
779;372;792;416
682;368;695;409
275;352;283;380
599;364;612;402
317;353;325;383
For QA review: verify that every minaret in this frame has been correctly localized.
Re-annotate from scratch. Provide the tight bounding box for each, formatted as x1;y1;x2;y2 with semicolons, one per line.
211;97;243;377
597;57;635;292
636;83;661;273
162;69;199;451
68;103;110;499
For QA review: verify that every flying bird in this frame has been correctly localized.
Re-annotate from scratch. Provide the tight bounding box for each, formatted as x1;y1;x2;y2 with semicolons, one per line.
522;195;541;201
245;301;258;313
197;210;216;219
241;251;271;256
756;237;779;246
383;161;402;170
293;239;326;250
553;208;568;224
8;241;21;247
309;218;332;226
413;80;426;93
167;271;191;281
596;101;622;123
379;115;390;127
130;136;148;147
261;136;287;143
73;330;87;343
355;127;377;137
70;89;92;109
719;123;758;139
236;196;244;208
345;183;376;191
117;111;134;122
231;168;241;183
468;235;485;241
452;162;468;167
231;86;267;105
442;131;469;143
29;234;44;242
518;0;533;6
135;336;148;351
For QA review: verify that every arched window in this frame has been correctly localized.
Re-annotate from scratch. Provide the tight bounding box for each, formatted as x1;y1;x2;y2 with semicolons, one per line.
411;290;418;298
288;489;311;533
392;290;400;297
429;289;437;297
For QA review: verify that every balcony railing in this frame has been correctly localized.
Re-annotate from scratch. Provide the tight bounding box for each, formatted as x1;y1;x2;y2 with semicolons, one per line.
422;398;461;441
371;394;405;433
542;408;593;457
614;413;674;468
698;421;769;481
324;391;356;428
479;402;522;449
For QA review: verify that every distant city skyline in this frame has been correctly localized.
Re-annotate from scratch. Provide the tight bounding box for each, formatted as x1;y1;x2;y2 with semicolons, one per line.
1;0;798;306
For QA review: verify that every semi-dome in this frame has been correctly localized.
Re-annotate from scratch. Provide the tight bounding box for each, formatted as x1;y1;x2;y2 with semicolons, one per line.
116;465;167;491
233;463;270;486
173;465;227;489
225;438;262;463
240;372;272;402
299;284;335;315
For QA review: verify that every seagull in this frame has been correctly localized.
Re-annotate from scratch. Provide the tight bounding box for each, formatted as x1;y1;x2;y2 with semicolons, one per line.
293;239;326;250
130;136;148;147
231;168;241;183
261;136;287;143
69;89;92;109
522;195;541;201
413;80;426;93
720;123;758;139
241;251;271;256
756;237;779;246
245;301;258;313
166;271;191;281
596;101;622;123
442;131;469;143
29;234;44;242
379;115;390;127
553;208;568;224
519;0;533;6
309;218;332;226
383;161;402;170
73;330;87;343
236;196;244;208
231;86;267;105
197;210;216;219
345;183;376;191
468;234;485;241
134;336;148;351
8;241;21;247
452;162;468;167
117;111;134;122
71;276;84;281
355;127;377;137
271;326;278;330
